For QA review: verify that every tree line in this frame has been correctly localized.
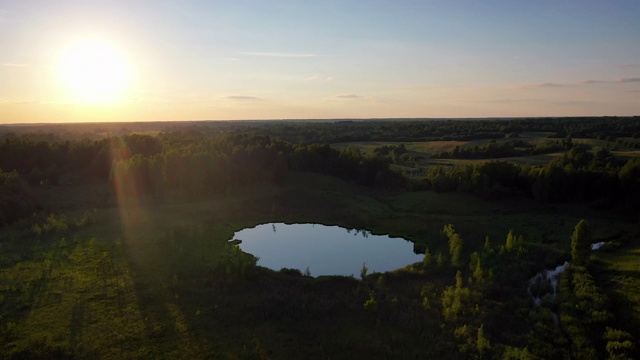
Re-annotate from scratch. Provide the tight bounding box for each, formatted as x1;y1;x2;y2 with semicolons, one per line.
223;116;640;143
1;118;639;226
419;147;640;210
0;132;406;226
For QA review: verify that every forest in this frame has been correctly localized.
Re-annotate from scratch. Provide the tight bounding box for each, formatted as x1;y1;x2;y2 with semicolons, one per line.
0;117;639;359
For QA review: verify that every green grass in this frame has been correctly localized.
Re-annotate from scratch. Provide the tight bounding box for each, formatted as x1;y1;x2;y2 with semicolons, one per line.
426;153;565;166
333;140;471;157
333;138;637;172
573;138;612;148
612;150;640;160
333;139;565;170
595;244;640;335
2;172;639;358
518;131;556;138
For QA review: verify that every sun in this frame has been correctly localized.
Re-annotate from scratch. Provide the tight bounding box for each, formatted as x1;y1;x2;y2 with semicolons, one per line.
57;37;133;104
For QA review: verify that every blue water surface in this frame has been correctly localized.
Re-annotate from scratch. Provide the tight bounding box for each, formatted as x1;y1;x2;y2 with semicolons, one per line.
233;223;423;277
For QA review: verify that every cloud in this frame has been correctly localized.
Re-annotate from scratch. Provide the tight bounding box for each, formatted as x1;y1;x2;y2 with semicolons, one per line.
513;77;639;90
304;75;334;82
240;51;324;58
394;83;438;90
516;82;564;89
224;95;262;101
552;100;597;106
482;98;541;104
617;77;640;83
336;94;361;99
0;100;41;105
619;64;640;69
1;63;28;67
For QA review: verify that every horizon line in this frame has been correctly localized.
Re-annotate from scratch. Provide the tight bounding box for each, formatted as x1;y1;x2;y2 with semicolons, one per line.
2;115;639;126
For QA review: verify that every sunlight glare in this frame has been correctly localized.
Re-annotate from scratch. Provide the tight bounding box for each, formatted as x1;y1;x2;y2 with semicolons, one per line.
57;37;133;104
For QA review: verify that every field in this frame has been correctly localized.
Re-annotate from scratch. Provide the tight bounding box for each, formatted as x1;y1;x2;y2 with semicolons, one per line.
332;136;638;172
1;118;639;358
595;246;640;336
1;170;637;358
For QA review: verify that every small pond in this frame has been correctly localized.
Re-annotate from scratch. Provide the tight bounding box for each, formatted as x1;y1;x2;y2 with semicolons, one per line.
232;223;423;277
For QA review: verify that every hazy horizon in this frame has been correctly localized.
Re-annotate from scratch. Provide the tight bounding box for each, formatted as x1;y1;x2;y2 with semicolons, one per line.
1;0;639;123
5;115;639;127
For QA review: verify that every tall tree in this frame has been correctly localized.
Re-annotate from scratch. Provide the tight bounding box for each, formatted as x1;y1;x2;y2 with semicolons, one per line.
571;219;591;266
443;224;464;267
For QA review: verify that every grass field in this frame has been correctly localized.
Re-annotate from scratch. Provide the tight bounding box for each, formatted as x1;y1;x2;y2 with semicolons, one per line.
612;150;640;160
333;140;470;156
333;137;638;174
1;171;639;358
595;244;640;336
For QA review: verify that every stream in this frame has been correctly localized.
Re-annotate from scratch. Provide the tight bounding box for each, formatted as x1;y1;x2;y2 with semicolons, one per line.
526;242;606;326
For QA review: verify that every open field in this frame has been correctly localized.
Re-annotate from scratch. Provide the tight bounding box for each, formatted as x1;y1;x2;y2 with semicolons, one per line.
612;150;640;160
333;137;638;173
595;246;640;333
2;170;638;358
1;118;639;358
426;153;564;166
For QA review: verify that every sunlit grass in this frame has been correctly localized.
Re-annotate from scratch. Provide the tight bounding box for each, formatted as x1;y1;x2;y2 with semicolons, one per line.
1;233;146;358
332;137;637;171
599;247;640;322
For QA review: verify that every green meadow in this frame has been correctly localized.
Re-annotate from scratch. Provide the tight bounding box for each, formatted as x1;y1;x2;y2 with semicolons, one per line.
2;172;638;358
333;136;639;171
1;118;639;359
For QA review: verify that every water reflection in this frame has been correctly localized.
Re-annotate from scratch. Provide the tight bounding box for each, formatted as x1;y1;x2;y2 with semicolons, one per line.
233;223;422;277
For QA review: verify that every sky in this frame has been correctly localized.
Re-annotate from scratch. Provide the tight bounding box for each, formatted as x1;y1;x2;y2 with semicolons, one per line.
1;0;639;123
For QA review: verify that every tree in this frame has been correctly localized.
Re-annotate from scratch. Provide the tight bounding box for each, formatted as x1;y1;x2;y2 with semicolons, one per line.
363;290;377;313
476;324;491;356
442;270;474;322
443;224;464;267
483;236;492;254
436;252;445;267
442;273;464;322
562;135;574;150
505;229;516;252
420;285;432;310
360;262;368;281
604;327;635;360
472;258;484;285
571;219;591;266
502;230;525;256
619;157;640;190
423;246;432;267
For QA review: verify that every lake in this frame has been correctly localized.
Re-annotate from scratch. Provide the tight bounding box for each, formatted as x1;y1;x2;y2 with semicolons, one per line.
232;223;423;277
